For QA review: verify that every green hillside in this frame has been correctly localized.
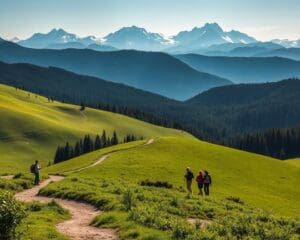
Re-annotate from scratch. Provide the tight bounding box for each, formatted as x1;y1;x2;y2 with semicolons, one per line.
1;83;299;239
43;137;300;217
286;158;300;167
0;84;190;174
41;137;300;239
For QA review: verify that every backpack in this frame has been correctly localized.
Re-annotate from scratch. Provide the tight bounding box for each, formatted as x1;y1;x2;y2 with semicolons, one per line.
30;164;35;173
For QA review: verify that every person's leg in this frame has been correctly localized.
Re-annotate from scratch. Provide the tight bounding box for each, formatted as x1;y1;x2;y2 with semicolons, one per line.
36;173;40;185
206;185;209;196
34;173;37;185
200;187;203;196
204;184;208;196
187;181;192;194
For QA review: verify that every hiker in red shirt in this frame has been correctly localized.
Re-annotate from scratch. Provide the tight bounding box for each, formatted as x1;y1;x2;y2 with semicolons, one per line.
196;171;204;196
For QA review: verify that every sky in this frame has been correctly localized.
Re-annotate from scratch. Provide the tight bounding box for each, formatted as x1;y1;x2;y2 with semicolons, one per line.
0;0;299;41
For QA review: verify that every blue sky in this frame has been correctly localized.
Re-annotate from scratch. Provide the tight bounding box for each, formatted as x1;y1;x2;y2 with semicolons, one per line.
0;0;299;40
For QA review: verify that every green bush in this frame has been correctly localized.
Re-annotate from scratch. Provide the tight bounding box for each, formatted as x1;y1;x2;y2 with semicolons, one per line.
0;191;27;240
140;179;173;189
122;190;135;211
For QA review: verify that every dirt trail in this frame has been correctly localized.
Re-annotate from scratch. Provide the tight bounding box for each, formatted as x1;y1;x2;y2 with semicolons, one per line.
14;138;155;240
67;138;155;174
15;175;117;240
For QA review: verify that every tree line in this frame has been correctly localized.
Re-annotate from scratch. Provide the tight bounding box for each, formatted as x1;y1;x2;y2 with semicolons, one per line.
223;128;300;159
54;130;141;164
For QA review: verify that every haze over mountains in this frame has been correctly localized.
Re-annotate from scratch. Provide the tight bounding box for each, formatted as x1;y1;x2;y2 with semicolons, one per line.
0;40;231;100
176;54;300;83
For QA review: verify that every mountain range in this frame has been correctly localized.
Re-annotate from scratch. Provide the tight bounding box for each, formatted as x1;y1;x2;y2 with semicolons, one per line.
17;28;116;51
6;23;299;58
15;23;256;51
0;40;231;100
11;23;300;53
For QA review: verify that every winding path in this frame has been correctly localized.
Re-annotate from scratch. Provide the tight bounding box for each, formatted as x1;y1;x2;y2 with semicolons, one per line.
14;139;155;240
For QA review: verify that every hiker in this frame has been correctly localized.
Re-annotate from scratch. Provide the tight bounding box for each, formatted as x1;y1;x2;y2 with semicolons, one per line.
31;161;40;185
203;170;212;196
196;171;204;196
184;167;194;194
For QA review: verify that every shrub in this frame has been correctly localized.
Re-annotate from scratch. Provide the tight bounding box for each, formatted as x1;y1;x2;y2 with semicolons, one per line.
140;179;173;189
29;202;43;212
226;196;244;205
13;173;24;179
122;190;135;211
0;191;27;240
172;221;191;239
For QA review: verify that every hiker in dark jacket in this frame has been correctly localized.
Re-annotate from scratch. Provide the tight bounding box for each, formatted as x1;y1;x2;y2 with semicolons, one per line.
203;170;212;196
184;167;194;194
33;161;40;185
196;171;204;196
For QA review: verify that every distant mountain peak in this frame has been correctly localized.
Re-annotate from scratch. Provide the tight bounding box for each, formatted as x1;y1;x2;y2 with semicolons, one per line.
203;22;223;32
169;22;257;52
17;28;102;49
49;28;66;34
102;25;171;51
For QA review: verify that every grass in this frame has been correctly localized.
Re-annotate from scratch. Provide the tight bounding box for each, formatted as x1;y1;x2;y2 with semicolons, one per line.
1;83;300;239
286;158;300;168
40;137;300;239
0;84;190;174
17;200;70;240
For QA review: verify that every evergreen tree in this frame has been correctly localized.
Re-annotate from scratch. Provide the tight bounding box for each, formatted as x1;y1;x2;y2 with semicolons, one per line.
101;130;107;147
111;131;119;145
95;135;102;150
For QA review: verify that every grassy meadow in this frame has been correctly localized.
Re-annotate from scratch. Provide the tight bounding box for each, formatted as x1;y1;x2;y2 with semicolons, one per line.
0;84;189;174
40;137;300;239
0;83;299;239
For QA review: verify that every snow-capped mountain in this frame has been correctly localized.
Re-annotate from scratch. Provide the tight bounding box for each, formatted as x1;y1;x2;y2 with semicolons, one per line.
17;28;101;49
102;26;172;51
271;39;300;48
15;24;300;53
167;23;257;53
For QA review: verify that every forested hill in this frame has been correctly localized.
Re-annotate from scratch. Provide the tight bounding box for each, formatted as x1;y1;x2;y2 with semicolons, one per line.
0;61;300;158
187;79;300;106
0;40;231;100
0;61;180;110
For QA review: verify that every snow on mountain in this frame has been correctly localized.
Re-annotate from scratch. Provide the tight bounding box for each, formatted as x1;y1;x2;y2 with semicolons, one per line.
17;28;101;49
167;23;257;53
102;26;172;51
271;39;300;48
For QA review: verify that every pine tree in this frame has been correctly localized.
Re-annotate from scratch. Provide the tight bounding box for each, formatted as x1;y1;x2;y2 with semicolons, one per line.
64;142;70;160
101;130;107;147
54;146;61;164
75;141;81;157
95;135;102;150
111;131;119;145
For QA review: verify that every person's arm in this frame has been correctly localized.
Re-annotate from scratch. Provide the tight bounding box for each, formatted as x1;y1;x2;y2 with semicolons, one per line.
209;176;212;185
